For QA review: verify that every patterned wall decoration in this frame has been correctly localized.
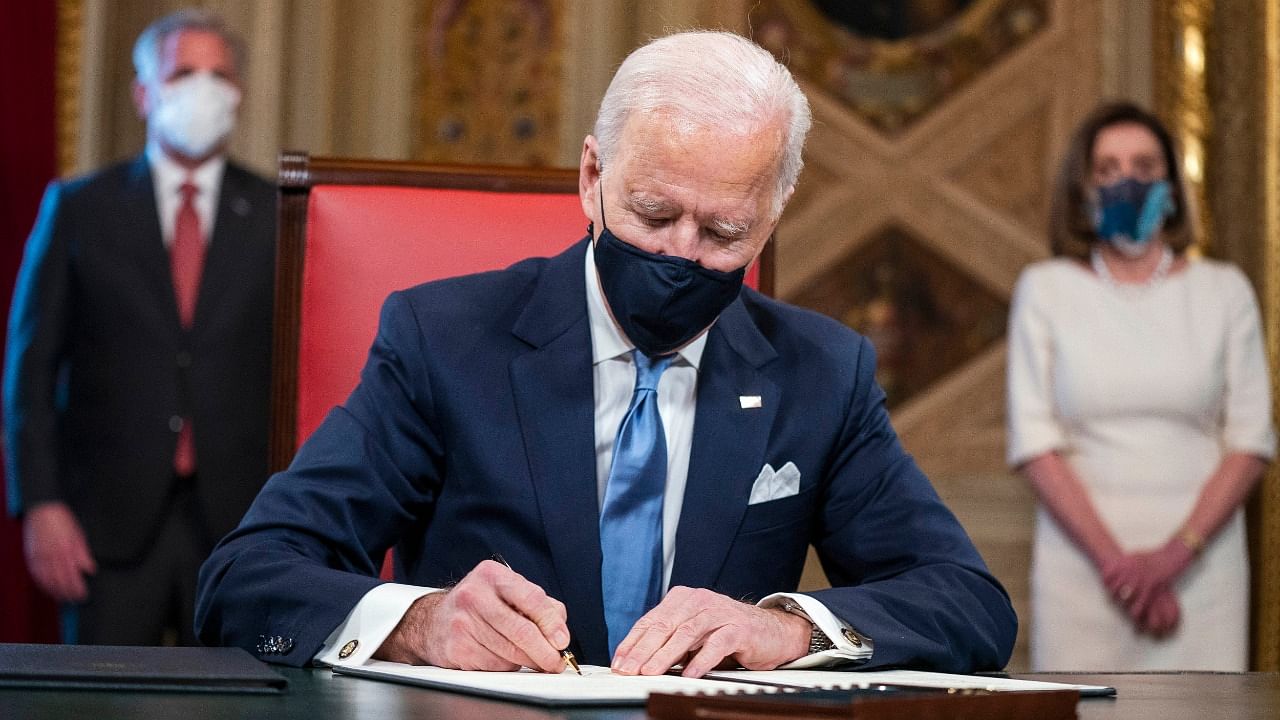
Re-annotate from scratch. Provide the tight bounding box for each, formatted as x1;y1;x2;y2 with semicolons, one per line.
1154;0;1212;254
790;227;1007;407
752;0;1049;134
54;0;84;177
414;0;564;166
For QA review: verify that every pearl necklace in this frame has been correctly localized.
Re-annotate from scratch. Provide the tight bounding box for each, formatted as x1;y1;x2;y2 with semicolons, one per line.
1091;245;1174;289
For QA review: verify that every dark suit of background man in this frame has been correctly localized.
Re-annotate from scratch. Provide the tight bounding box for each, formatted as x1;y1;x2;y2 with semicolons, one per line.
197;31;1016;675
3;9;275;645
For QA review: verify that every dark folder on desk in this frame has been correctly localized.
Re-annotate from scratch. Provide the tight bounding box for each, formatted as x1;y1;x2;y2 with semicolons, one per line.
0;644;289;694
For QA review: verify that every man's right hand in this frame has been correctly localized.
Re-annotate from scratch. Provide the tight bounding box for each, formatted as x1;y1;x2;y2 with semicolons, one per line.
373;559;570;673
23;501;96;603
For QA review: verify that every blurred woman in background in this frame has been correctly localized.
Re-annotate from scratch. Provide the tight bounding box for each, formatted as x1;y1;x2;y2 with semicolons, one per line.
1006;101;1274;671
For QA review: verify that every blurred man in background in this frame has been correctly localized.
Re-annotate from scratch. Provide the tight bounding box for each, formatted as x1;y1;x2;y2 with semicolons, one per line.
4;8;275;645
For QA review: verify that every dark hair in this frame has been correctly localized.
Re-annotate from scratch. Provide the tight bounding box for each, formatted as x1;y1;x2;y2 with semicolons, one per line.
1048;101;1194;259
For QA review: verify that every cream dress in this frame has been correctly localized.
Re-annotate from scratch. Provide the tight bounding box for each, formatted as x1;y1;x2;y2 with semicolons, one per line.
1006;256;1275;671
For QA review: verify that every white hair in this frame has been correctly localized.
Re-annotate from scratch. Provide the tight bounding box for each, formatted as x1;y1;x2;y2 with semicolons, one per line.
132;8;245;85
593;31;812;218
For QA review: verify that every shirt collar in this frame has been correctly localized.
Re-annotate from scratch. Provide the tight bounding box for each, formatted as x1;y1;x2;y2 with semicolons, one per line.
583;241;709;370
145;139;226;200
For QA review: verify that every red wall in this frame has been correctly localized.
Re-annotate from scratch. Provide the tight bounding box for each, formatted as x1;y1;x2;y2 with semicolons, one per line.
0;1;62;643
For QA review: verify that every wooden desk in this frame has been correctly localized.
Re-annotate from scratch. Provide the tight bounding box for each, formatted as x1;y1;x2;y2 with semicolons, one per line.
3;668;1278;719
1035;672;1280;720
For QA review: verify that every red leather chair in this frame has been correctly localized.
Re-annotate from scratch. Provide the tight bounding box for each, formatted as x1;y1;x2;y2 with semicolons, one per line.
273;154;581;471
272;154;777;579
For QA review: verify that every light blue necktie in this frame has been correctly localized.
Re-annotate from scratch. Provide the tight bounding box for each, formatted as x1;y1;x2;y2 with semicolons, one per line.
600;350;673;657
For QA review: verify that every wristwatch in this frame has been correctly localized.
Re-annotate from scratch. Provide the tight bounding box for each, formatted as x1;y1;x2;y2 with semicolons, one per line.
779;600;837;654
807;622;837;654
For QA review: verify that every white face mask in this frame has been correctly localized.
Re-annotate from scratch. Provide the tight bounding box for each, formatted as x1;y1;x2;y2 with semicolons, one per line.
149;71;241;160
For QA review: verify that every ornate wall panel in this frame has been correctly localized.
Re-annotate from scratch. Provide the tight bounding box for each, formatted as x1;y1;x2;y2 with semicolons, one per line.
54;0;86;176
766;0;1103;669
789;227;1008;407
1154;0;1212;254
753;0;1049;134
414;0;565;166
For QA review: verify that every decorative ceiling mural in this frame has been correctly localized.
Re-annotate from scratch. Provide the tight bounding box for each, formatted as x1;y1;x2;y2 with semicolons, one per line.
788;226;1008;407
809;0;977;40
753;0;1049;134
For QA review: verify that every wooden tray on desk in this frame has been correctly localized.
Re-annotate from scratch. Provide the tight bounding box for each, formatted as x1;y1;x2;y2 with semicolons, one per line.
646;686;1080;720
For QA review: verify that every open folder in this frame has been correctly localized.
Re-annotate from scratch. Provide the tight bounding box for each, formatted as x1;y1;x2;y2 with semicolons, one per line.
332;660;1114;707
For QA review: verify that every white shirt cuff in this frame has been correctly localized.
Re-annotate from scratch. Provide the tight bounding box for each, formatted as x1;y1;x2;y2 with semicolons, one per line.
759;591;874;668
313;583;441;667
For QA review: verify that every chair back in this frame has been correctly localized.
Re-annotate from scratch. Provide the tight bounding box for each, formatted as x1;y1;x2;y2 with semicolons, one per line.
272;152;773;472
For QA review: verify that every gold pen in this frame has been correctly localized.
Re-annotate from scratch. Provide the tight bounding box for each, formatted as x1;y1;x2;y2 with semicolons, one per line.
493;555;582;674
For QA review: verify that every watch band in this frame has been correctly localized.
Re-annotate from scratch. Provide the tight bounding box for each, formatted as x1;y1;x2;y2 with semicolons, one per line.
779;599;837;654
807;623;836;654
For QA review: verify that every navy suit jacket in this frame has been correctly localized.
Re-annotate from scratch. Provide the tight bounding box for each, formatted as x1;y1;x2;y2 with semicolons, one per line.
196;239;1016;670
3;155;275;561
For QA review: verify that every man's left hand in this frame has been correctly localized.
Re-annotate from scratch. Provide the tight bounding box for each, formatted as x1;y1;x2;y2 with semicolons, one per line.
610;586;811;678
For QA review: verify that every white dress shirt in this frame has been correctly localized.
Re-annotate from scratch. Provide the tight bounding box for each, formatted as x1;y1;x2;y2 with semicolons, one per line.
316;243;870;668
146;140;225;246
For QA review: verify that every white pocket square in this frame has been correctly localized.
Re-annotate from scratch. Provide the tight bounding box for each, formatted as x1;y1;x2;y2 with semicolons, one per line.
748;461;801;505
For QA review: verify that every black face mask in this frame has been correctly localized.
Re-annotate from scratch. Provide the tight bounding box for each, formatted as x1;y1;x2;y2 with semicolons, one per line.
592;188;746;356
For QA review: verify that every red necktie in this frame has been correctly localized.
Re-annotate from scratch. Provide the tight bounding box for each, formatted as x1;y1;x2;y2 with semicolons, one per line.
173;181;204;326
172;181;204;475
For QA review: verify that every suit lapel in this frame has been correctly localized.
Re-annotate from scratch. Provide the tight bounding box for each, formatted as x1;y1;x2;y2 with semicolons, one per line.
670;296;779;591
193;164;261;333
508;239;610;661
124;156;180;323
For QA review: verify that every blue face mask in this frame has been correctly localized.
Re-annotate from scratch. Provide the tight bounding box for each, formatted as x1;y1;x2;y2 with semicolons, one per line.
1092;178;1175;258
591;189;746;356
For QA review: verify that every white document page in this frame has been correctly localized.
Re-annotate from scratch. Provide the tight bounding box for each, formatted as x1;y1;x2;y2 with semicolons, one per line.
333;662;774;706
332;661;1114;707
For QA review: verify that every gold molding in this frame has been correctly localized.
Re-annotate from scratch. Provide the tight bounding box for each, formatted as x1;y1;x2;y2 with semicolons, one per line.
1169;0;1280;674
1255;0;1280;672
55;0;83;178
1154;0;1213;254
